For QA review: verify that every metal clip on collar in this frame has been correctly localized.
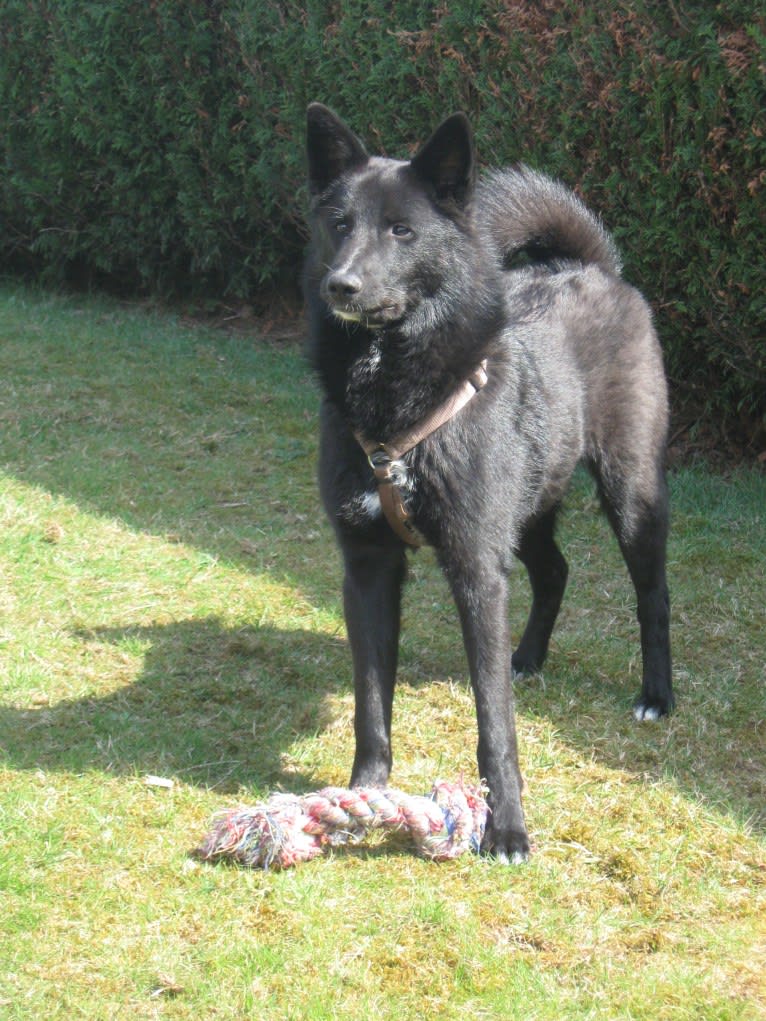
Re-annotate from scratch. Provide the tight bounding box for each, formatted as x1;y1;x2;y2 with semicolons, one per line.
367;446;424;546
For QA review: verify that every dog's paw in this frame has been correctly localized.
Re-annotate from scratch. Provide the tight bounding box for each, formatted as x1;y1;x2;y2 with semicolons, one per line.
481;826;530;864
349;758;391;788
493;848;530;866
633;697;673;722
510;652;542;678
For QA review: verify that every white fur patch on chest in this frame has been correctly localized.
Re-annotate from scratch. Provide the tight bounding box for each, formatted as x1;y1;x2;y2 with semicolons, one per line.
361;490;382;519
339;488;383;528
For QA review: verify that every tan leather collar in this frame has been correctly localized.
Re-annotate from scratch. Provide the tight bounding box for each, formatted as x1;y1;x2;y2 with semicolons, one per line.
355;360;488;545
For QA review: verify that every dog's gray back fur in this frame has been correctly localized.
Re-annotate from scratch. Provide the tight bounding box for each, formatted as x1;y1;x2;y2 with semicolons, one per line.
445;166;667;537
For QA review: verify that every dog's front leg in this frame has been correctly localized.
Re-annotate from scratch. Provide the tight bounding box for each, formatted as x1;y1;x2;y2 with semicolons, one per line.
341;538;407;787
445;557;530;863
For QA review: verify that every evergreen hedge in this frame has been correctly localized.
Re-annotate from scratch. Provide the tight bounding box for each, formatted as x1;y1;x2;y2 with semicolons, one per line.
1;1;764;430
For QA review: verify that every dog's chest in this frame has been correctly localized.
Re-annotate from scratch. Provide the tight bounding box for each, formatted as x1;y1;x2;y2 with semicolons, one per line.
341;487;383;526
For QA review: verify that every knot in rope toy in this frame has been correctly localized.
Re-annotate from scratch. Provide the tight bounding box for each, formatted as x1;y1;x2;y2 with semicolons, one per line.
197;780;488;870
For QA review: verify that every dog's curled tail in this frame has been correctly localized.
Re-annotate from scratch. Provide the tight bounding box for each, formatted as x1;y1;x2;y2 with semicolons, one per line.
479;165;623;276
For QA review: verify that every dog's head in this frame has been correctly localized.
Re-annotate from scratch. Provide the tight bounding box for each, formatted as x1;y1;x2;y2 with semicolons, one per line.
306;104;477;333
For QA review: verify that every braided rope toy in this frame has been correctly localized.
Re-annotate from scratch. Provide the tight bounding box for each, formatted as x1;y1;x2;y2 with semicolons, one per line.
197;779;489;870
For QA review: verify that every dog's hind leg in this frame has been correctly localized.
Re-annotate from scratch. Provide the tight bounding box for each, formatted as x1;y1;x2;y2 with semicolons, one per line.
342;538;407;787
512;507;569;676
594;465;674;720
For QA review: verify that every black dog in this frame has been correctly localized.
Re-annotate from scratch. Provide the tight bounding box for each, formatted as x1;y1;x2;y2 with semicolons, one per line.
304;104;673;862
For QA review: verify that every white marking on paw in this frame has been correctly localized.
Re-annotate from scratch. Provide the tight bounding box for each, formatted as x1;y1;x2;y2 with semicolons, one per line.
634;703;661;722
492;849;529;866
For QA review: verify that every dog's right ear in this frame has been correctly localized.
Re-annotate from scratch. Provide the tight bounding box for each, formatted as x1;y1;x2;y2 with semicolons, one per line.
306;103;368;196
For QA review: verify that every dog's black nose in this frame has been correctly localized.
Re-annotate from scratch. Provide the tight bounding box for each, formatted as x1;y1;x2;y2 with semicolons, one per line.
326;271;362;298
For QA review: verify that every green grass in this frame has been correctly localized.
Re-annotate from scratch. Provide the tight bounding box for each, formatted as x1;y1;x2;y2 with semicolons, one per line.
0;282;764;1020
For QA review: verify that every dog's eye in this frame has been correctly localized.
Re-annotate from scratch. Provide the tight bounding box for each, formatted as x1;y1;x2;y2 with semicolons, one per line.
334;219;351;235
391;223;413;238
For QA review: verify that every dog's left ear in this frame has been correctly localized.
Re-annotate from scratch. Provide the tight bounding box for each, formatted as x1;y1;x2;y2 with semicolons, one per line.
410;113;475;207
306;103;368;196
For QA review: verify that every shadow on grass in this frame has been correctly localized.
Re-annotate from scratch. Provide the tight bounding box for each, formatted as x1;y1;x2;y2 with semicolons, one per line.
1;611;763;835
515;664;766;834
0;618;349;795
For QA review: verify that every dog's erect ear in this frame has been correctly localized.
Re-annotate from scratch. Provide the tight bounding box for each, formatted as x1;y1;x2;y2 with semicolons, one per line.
410;113;475;207
306;103;368;196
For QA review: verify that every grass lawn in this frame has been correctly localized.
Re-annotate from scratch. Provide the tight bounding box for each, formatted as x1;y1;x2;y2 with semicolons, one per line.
0;282;764;1019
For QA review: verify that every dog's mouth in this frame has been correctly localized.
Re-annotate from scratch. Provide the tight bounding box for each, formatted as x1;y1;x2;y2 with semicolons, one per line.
331;305;402;329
